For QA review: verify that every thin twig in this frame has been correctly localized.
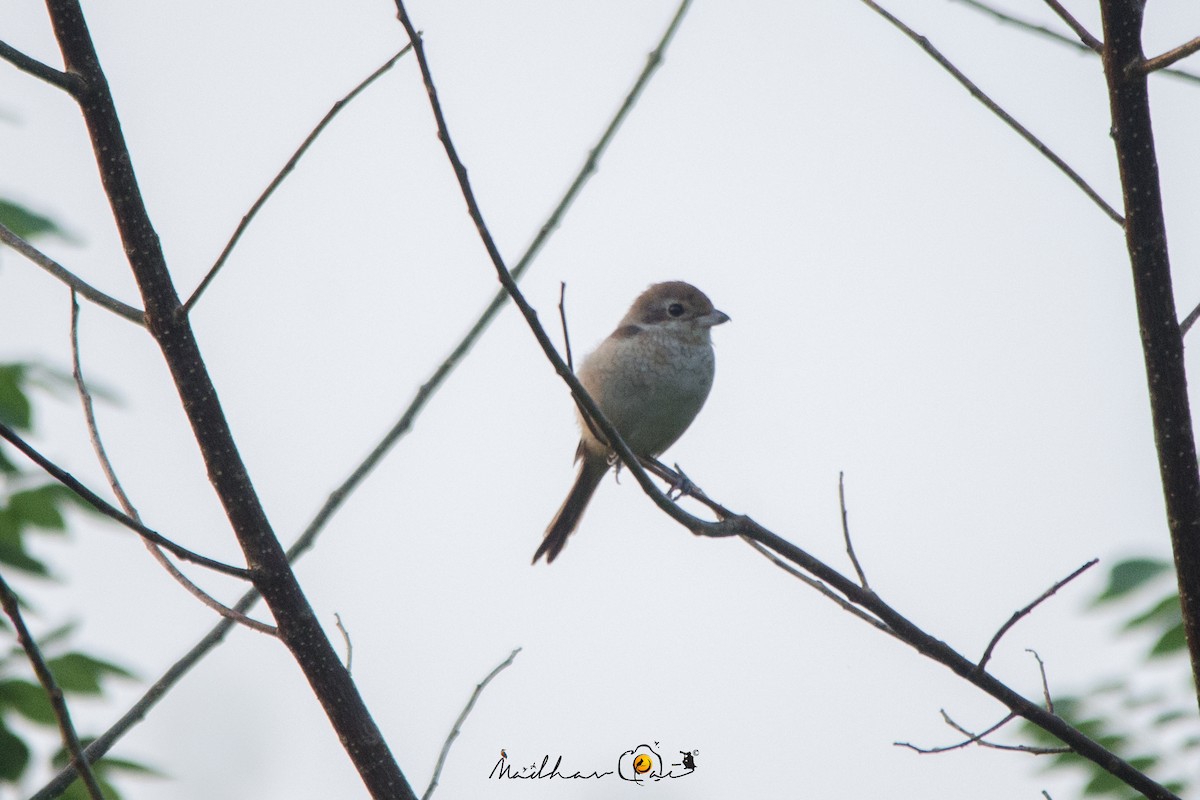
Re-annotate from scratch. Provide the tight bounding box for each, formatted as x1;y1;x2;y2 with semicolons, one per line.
0;420;249;580
0;39;82;93
895;710;1016;754
1041;0;1102;51
0;221;144;325
558;282;574;374
69;293;276;634
949;0;1200;85
950;0;1094;54
941;710;1068;754
423;648;521;800
0;573;105;800
1143;36;1200;74
1026;649;1054;713
184;46;413;312
335;613;353;673
743;538;898;638
399;0;725;540
31;10;696;792
859;0;1124;226
977;558;1098;670
1180;301;1200;337
839;472;869;588
398;0;1175;790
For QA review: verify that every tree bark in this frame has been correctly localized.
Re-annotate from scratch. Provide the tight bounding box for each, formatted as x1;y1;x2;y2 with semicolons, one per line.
1099;0;1200;707
42;2;416;795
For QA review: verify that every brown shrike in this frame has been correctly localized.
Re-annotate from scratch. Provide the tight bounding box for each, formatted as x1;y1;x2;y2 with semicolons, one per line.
533;281;729;564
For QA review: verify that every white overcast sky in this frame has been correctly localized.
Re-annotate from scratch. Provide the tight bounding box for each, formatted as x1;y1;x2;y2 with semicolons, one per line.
3;1;1200;798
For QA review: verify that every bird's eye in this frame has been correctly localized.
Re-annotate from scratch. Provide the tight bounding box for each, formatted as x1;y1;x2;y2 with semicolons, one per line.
668;303;685;317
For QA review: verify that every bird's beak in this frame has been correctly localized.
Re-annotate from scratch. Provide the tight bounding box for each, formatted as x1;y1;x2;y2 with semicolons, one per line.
700;309;730;327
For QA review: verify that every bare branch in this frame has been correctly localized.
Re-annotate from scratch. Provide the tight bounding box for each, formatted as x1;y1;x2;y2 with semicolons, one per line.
0;419;250;580
940;714;1065;758
423;648;521;800
394;2;1171;791
743;537;898;638
1026;649;1054;713
558;282;574;374
1180;300;1200;337
977;558;1098;670
896;711;1016;754
950;0;1093;54
34;11;699;789
1100;0;1200;712
335;613;353;673
0;39;82;93
0;221;144;325
69;293;276;633
950;0;1200;85
1143;36;1200;74
1041;0;1102;51
839;472;869;588
44;0;414;790
0;573;105;800
184;46;413;312
859;0;1124;226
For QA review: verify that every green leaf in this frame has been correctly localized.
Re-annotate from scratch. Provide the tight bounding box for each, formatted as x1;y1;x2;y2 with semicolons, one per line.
0;364;32;430
0;199;65;241
0;720;30;781
59;774;119;800
52;746;164;779
0;519;51;576
1127;754;1158;772
0;446;17;475
1149;622;1187;657
1083;766;1124;795
47;653;135;694
0;678;57;724
1093;558;1170;604
9;484;71;531
1152;708;1190;726
1124;594;1182;632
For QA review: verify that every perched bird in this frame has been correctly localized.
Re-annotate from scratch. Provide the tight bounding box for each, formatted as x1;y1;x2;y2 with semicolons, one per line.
533;281;729;564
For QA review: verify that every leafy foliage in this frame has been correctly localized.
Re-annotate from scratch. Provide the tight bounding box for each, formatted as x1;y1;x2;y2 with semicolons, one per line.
0;199;67;242
1020;556;1199;798
0;354;152;796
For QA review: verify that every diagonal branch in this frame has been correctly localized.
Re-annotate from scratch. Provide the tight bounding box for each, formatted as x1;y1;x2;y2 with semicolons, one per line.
1180;300;1200;338
950;0;1095;55
0;221;144;325
395;0;706;537
895;711;1017;754
0;420;251;580
31;6;695;791
0;39;82;93
69;293;276;634
977;558;1098;670
184;45;413;313
1143;36;1200;74
0;573;104;800
949;0;1200;85
860;0;1124;226
43;1;415;794
395;1;1177;793
423;648;521;800
1041;0;1102;51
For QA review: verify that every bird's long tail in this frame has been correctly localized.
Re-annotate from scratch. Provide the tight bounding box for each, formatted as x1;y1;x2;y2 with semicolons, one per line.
533;454;609;564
